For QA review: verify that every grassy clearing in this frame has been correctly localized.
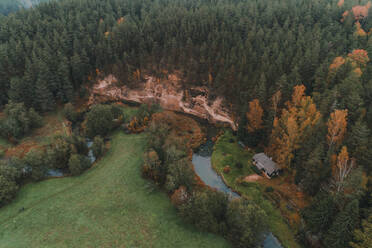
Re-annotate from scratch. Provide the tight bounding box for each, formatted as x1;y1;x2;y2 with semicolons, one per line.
0;132;230;248
0;137;9;148
211;131;300;248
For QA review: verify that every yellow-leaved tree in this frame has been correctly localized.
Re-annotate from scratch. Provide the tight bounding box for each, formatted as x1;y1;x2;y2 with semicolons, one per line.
267;85;321;169
246;99;263;133
327;109;348;150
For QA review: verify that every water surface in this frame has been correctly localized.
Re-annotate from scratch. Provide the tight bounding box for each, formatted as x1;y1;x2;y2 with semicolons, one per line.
192;141;282;248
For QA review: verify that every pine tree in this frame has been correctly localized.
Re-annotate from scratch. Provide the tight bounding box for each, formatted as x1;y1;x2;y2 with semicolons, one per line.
324;199;360;248
35;60;55;112
8;77;26;103
351;214;372;248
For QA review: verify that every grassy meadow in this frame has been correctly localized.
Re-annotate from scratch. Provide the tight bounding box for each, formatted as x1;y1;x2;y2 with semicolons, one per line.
0;132;230;248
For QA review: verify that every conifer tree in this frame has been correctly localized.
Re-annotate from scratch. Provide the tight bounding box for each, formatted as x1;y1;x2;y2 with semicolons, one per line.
324;199;360;248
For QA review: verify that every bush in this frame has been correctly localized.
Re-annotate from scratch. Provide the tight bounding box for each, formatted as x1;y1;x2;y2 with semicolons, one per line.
0;101;42;140
171;186;189;206
165;158;195;192
84;104;116;138
92;135;105;158
47;136;71;169
68;134;89;155
0;175;18;206
226;199;268;248
68;154;91;176
235;162;243;169
0;160;21;206
223;166;231;174
142;149;165;183
24;149;48;181
179;189;229;234
63;103;78;123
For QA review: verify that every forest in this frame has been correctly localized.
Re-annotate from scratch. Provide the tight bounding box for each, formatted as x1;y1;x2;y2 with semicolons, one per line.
1;0;372;247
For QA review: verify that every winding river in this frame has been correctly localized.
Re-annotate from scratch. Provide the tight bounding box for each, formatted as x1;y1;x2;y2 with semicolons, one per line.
192;141;283;248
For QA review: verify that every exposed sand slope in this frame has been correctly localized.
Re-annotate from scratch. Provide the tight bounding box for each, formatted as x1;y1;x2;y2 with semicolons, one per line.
89;74;237;130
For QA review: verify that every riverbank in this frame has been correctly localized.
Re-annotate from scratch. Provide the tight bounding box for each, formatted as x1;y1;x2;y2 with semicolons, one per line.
211;131;301;248
0;132;230;247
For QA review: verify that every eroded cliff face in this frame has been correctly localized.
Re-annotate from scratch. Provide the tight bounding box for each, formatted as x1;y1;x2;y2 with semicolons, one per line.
88;73;237;130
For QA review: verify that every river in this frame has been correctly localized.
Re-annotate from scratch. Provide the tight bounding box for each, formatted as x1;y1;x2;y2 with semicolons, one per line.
192;141;283;248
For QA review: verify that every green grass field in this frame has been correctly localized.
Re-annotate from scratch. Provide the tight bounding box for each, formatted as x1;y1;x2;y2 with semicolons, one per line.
212;131;300;248
0;137;9;148
0;132;230;248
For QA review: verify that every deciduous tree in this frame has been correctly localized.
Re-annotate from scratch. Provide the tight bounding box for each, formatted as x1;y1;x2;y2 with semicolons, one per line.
327;109;348;150
246;99;263;133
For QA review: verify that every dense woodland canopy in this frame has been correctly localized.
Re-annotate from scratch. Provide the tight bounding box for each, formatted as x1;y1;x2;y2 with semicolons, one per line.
1;0;372;247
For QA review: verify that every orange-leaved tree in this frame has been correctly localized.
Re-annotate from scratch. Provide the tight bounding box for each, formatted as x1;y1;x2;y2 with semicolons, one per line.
267;85;321;169
327;109;348;150
246;99;263;133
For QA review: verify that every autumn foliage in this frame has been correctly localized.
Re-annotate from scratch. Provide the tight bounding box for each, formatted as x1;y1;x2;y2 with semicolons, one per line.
171;186;189;206
327;109;348;149
127;116;149;133
329;50;369;79
267;85;321;169
354;22;367;37
332;146;355;193
246;99;263;133
348;49;370;67
329;57;346;72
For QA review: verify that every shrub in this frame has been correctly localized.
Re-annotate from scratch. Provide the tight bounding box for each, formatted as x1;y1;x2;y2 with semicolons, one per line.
0;102;42;140
235;162;243;169
92;135;105;158
226;199;268;248
63;103;77;123
171;186;189;206
24;149;48;181
47;136;71;169
223;166;231;174
179;189;229;234
68;134;89;155
142;149;165;183
68;154;91;176
165;158;195;192
0;175;18;206
84;104;116;138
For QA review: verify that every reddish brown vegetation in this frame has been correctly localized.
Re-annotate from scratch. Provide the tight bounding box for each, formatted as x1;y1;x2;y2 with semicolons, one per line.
171;186;189;206
329;56;346;72
150;111;205;151
327;109;348;148
348;49;370;66
223;166;231;174
342;2;371;21
246;99;263;133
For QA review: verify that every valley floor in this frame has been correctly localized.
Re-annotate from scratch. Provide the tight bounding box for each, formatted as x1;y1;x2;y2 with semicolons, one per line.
0;132;230;248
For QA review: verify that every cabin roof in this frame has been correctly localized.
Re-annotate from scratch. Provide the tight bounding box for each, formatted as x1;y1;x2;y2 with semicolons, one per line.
253;153;279;174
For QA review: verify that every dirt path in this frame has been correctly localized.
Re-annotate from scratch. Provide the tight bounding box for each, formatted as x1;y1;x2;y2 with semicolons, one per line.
244;174;263;182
